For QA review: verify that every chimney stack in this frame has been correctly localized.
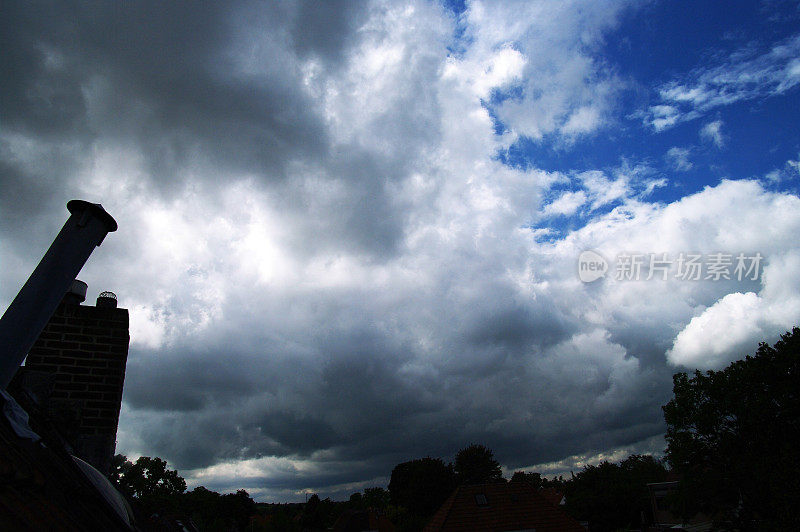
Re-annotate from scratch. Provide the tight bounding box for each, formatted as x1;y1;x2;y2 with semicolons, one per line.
0;200;117;389
21;282;130;474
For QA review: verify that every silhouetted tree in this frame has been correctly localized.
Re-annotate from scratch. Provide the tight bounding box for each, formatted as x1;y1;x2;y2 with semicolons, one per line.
181;486;256;531
109;453;128;487
453;444;503;485
510;471;543;488
110;455;187;522
221;489;257;530
113;455;186;500
300;493;339;530
562;455;666;532
362;487;390;510
388;457;455;517
663;327;800;529
181;486;218;522
541;474;567;491
111;455;259;530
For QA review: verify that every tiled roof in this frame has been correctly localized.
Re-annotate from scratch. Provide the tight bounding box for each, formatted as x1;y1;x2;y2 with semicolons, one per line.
424;482;585;532
539;487;565;507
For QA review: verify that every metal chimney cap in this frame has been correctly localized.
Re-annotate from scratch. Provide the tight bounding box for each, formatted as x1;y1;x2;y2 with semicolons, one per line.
67;200;118;233
96;291;118;308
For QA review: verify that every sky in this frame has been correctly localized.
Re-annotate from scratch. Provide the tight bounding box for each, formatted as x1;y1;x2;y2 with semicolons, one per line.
2;0;800;502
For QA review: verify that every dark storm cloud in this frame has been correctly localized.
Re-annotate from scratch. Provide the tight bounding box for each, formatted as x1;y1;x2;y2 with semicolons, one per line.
123;347;269;412
0;155;74;239
276;146;413;258
122;320;446;467
76;1;327;176
1;1;417;261
0;2;321;192
117;271;668;486
1;4;88;137
289;0;367;63
465;301;570;350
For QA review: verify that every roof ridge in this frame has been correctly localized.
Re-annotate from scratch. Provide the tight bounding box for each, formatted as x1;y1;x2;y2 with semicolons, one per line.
423;484;461;531
438;484;461;529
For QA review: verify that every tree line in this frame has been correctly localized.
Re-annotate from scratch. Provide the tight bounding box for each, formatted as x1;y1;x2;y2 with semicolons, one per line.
385;446;668;531
110;454;256;530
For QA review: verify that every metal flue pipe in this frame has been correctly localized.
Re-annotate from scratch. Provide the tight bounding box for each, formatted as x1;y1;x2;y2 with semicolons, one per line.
0;200;117;389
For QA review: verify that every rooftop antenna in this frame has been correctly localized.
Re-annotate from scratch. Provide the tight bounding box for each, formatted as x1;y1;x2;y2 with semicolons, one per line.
0;200;117;389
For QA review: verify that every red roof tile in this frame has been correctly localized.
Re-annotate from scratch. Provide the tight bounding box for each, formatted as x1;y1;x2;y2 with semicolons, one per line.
424;482;585;532
539;487;565;507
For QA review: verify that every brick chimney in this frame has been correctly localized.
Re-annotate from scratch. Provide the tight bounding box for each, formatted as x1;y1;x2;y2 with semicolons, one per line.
20;282;130;475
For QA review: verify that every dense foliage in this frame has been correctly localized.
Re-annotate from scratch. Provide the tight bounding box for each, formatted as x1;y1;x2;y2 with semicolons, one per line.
563;454;667;531
112;455;186;500
388;457;455;517
509;470;567;491
453;443;503;484
182;486;257;531
110;454;255;531
663;327;800;529
386;443;506;528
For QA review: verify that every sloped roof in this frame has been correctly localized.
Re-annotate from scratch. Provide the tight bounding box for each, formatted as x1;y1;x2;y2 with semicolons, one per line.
0;392;133;530
539;487;565;507
424;482;585;532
